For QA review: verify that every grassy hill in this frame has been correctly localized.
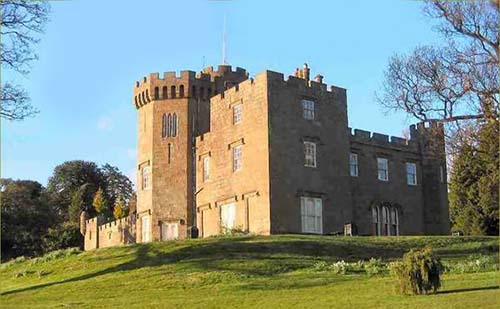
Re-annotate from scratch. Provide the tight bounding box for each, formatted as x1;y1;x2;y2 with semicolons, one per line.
1;235;498;308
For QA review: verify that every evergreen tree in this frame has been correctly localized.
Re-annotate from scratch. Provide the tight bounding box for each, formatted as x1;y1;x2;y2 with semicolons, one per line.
93;188;108;217
113;196;128;219
68;188;84;223
449;122;499;235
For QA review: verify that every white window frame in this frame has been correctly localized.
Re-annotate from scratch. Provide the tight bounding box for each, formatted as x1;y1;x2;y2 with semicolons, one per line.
301;99;315;120
377;158;389;181
220;203;236;232
233;146;242;172
382;206;390;236
304;141;317;168
161;222;178;240
406;162;417;185
142;166;151;190
440;166;445;183
349;153;358;177
141;216;150;243
372;206;380;236
203;156;210;181
233;104;242;125
390;208;400;236
300;197;323;234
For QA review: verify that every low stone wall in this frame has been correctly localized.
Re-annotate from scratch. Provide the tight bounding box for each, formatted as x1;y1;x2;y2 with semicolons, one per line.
84;215;137;250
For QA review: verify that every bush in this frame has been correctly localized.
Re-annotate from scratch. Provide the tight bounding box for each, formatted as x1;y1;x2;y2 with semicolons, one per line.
390;247;443;295
365;258;386;276
42;222;82;252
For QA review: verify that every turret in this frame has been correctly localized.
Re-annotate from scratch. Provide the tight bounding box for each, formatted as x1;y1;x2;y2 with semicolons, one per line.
80;210;89;236
410;121;450;235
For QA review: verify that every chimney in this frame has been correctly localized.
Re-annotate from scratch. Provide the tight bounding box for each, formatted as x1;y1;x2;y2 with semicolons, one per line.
315;74;324;83
303;63;310;81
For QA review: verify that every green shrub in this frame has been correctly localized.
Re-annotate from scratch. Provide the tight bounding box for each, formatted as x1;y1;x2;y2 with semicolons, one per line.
365;258;386;276
390;247;443;295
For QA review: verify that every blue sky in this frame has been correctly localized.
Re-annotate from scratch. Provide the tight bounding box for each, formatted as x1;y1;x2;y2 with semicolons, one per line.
1;0;442;186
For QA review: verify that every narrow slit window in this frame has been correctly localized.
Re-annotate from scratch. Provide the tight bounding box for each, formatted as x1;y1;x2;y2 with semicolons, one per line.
349;153;358;177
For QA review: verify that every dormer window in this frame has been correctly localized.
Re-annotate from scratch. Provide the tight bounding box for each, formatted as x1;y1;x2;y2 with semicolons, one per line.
301;99;315;120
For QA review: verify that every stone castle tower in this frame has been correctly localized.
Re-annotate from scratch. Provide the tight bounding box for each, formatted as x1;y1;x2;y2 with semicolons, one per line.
132;65;248;242
82;63;449;251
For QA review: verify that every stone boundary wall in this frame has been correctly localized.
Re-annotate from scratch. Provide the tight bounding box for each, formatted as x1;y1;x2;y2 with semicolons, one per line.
84;215;137;250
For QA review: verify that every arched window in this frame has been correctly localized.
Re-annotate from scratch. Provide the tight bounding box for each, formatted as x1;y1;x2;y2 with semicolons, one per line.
141;91;145;104
391;208;400;236
142;166;151;190
162;86;168;99
135;96;138;106
192;85;196;98
146;89;150;102
382;206;390;235
372;206;380;236
171;86;176;98
154;87;159;100
162;113;167;138
179;85;185;98
166;113;172;137
172;113;178;137
207;88;212;97
200;87;205;99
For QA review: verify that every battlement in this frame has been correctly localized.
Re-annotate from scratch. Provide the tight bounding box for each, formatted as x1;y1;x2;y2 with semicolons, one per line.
84;215;137;250
85;214;136;229
349;127;418;151
98;215;136;231
133;64;250;109
264;69;346;99
201;64;248;80
410;121;444;139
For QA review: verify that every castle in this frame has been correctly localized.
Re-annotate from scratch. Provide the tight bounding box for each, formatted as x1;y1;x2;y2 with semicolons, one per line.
82;63;450;250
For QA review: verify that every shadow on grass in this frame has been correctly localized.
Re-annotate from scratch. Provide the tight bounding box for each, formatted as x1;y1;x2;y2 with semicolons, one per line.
1;235;498;296
438;285;499;295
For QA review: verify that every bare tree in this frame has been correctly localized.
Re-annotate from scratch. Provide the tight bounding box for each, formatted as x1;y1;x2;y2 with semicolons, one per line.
1;0;49;121
377;1;499;129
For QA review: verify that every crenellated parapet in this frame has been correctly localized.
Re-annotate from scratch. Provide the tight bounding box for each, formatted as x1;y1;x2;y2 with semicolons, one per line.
349;127;419;152
410;121;446;159
84;215;137;250
264;69;347;103
133;65;249;109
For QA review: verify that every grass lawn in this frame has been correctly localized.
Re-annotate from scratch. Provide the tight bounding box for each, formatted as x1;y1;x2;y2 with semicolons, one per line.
0;235;498;308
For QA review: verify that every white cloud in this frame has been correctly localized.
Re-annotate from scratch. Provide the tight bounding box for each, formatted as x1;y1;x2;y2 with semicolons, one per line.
97;116;113;131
